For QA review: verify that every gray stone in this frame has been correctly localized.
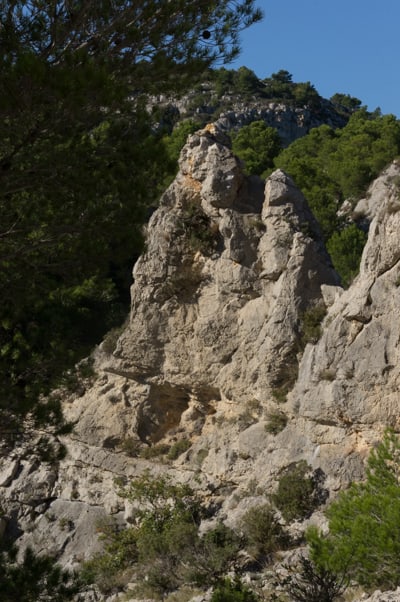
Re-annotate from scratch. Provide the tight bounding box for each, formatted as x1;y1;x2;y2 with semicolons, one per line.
0;458;19;487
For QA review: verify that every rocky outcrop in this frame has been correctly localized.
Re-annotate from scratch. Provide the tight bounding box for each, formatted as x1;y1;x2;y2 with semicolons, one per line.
153;91;349;147
2;126;400;601
62;124;339;469
214;98;348;146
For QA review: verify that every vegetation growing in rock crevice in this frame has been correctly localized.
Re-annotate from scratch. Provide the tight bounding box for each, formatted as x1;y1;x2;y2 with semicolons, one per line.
265;411;288;435
180;202;220;256
300;303;327;348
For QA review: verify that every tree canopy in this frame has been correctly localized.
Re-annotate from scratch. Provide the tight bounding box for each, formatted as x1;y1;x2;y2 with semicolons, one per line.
275;109;400;239
210;67;322;108
231;120;282;176
275;109;400;284
0;0;262;421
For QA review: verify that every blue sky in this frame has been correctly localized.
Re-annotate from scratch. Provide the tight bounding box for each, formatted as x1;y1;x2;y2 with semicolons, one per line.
229;0;400;117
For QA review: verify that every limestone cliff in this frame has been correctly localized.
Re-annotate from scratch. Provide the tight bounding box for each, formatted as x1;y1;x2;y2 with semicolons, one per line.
1;125;400;600
151;90;349;147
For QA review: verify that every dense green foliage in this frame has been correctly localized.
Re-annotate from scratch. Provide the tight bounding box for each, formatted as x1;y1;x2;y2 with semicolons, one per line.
330;93;363;112
0;545;78;601
231;121;282;176
265;410;288;434
326;224;368;287
240;503;288;560
275;110;400;238
308;430;400;590
211;577;259;602
272;461;324;522
212;65;264;97
211;67;322;108
275;109;400;283
263;70;321;109
0;0;262;421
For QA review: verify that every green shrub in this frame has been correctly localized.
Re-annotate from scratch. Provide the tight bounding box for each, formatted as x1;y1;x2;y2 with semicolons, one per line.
186;523;240;586
271;358;299;403
140;443;171;459
271;386;290;404
167;438;191;460
237;407;259;430
272;461;324;522
80;524;138;593
85;473;239;597
211;577;259;602
300;303;327;347
265;411;288;435
121;437;141;457
240;503;288;560
281;556;347;602
326;224;367;288
196;448;209;466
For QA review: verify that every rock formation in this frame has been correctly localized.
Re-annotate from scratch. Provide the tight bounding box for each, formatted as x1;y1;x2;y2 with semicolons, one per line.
1;125;400;600
153;91;349;147
214;98;348;146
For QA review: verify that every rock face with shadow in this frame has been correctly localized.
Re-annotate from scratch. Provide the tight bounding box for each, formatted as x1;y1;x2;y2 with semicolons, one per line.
63;123;338;454
2;127;400;602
